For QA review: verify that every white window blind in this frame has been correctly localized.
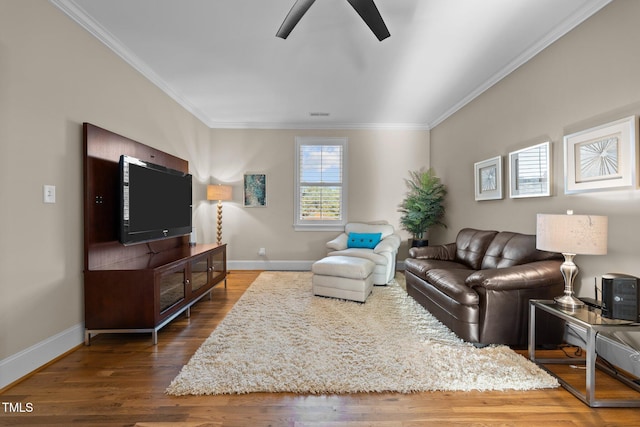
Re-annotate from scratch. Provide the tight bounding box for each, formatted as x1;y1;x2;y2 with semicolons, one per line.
294;137;347;230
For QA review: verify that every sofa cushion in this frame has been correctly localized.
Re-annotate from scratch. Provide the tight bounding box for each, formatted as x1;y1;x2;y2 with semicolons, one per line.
423;269;480;306
467;260;564;290
408;243;456;260
481;232;554;269
404;258;470;280
328;248;388;266
347;232;382;249
454;228;498;270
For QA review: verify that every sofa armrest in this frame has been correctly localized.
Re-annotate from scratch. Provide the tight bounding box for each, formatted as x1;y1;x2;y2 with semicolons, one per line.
326;233;348;251
408;243;456;260
465;260;563;291
374;234;401;254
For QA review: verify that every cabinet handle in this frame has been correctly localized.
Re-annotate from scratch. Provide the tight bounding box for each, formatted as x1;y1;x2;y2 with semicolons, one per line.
185;279;190;285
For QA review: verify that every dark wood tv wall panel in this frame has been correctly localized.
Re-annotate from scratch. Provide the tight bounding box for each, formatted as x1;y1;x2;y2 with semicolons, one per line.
82;123;227;344
83;123;188;271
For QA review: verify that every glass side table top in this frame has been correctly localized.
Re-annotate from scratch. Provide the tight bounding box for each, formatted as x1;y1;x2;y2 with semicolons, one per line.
534;300;637;326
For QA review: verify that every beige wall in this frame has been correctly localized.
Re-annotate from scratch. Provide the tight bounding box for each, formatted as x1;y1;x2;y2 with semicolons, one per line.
0;1;213;371
430;0;640;300
207;128;429;266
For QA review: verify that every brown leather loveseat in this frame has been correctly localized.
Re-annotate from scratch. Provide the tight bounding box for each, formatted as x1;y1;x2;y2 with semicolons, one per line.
404;228;565;347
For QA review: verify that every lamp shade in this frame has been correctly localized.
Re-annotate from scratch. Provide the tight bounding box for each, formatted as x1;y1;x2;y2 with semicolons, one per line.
536;212;608;255
207;184;232;201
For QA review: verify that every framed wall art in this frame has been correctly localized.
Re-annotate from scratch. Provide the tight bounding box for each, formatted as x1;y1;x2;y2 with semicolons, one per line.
243;173;267;207
474;155;503;201
509;141;551;198
564;116;637;194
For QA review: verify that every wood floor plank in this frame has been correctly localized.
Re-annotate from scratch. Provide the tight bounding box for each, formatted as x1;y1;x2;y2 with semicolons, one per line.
1;270;639;426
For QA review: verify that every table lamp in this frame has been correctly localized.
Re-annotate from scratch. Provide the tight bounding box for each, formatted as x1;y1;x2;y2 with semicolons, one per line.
536;210;608;309
207;184;232;245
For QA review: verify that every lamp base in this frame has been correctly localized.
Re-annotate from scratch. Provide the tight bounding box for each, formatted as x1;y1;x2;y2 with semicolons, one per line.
554;252;585;310
554;294;585;310
216;200;223;245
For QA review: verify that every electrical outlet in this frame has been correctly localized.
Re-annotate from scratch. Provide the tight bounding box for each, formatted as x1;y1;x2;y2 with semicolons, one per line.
258;247;266;256
43;185;56;203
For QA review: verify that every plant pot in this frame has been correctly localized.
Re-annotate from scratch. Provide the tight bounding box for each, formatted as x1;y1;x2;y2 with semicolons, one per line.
411;239;429;248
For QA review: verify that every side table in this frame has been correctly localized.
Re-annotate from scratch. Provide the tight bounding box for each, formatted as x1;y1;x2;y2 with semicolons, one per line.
529;299;640;407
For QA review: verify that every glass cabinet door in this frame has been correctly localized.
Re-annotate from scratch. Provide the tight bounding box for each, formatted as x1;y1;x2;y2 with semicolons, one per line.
159;267;186;313
190;255;209;293
210;249;226;285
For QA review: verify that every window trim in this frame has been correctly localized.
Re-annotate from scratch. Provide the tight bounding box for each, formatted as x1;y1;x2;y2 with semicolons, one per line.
294;136;348;231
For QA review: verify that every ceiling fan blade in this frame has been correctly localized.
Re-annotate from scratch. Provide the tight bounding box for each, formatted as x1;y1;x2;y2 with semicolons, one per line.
346;0;390;41
276;0;317;39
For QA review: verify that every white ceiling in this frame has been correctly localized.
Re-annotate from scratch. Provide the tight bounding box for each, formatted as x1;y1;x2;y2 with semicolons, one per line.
52;0;611;130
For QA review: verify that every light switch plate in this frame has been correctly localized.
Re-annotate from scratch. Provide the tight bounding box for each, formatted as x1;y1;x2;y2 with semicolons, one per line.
44;185;56;203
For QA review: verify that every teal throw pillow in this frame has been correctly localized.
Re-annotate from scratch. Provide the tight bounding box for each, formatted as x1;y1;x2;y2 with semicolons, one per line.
347;232;382;249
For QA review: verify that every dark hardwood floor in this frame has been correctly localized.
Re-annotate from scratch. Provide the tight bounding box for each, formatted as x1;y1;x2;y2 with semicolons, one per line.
1;270;639;426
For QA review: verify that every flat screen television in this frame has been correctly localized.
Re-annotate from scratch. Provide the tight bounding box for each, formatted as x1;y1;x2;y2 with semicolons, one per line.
119;155;192;246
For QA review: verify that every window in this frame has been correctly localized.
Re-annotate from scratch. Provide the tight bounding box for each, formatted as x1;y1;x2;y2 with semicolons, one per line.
294;137;347;231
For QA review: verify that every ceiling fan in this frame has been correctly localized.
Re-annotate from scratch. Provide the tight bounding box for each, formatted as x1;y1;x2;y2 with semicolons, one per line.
276;0;390;41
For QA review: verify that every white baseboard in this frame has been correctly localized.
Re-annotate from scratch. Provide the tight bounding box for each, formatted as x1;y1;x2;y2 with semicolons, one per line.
0;323;84;389
228;260;406;271
227;260;316;270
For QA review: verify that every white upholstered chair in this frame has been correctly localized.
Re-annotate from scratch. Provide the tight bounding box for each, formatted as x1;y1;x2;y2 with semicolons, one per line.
325;222;401;285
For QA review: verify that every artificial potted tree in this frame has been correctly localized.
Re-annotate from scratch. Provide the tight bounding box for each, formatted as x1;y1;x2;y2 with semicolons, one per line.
398;168;447;247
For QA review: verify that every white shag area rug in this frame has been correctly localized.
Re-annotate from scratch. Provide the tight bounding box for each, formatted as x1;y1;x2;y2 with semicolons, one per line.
166;271;558;395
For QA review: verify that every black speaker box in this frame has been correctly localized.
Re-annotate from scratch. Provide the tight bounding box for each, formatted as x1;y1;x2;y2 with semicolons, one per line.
601;273;640;322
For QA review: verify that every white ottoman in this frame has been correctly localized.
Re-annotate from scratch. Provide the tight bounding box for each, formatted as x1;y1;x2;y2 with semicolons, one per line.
311;256;375;302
